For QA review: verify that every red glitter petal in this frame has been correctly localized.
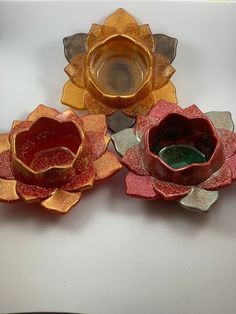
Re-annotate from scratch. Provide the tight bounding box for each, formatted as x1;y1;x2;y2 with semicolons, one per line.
86;131;109;160
16;182;55;201
62;164;96;192
153;179;192;201
148;100;180;119
182;104;204;118
122;145;148;176
0;150;15;180
226;153;236;181
198;163;232;190
135;116;159;140
217;129;236;158
125;172;159;199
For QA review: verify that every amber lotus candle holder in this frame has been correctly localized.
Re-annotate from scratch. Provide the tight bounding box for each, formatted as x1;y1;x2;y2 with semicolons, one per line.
61;8;178;132
111;101;236;212
0;105;122;214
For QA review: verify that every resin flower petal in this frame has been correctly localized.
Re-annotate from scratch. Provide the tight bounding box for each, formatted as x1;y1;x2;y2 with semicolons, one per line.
62;8;178;132
115;101;236;212
0;105;122;214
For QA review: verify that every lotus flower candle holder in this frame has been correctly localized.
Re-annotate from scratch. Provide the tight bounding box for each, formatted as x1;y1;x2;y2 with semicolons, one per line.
0;105;122;214
61;8;178;132
111;101;236;212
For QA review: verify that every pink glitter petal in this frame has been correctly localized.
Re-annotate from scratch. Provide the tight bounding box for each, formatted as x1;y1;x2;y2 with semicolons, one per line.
217;129;236;158
122;145;148;176
199;163;232;190
0;150;15;180
81;114;107;135
16;182;55;201
153;179;192;201
125;172;159;199
226;153;236;180
135;116;159;141
148;100;180;119
182;104;204;118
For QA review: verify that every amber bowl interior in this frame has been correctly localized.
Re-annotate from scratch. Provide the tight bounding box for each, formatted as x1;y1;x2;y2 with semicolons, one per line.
87;35;151;97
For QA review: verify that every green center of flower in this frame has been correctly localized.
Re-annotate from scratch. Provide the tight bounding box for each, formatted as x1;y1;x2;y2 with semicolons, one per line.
157;144;206;169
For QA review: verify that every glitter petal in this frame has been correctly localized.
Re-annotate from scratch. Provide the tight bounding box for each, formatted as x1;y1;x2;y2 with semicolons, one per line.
148;99;180;119
182;104;204;118
125;172;159;199
135;115;158;141
217;128;236;158
153;55;175;89
226;153;236;180
64;53;86;88
0;150;14;180
122;94;154;118
104;8;138;32
84;92;115;115
121;145;148;176
16;182;55;202
0;133;10;154
81;114;107;135
153;179;192;201
179;187;219;212
198;164;232;190
93;151;122;181
41;189;81;214
0;178;19;202
27;104;59;121
111;128;139;156
61;80;86;110
86;131;110;160
62;164;96;192
205;111;234;131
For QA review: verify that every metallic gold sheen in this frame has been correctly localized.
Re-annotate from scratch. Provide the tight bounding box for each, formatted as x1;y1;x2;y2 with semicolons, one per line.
41;189;82;214
61;81;86;110
0;134;10;154
0;179;19;202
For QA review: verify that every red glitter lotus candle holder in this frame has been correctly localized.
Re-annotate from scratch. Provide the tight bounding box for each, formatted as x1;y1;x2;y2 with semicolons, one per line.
111;100;236;212
0;105;122;214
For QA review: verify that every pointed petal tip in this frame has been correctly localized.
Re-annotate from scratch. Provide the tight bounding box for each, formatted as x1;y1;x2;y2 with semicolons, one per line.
111;128;139;157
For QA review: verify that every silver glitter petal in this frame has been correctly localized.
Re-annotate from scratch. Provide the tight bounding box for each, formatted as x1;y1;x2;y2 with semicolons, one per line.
107;111;136;133
179;187;219;212
111;128;139;156
205;111;234;132
63;33;88;62
153;34;178;63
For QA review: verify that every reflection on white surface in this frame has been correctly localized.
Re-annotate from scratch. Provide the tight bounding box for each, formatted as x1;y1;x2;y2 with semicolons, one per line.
0;2;236;314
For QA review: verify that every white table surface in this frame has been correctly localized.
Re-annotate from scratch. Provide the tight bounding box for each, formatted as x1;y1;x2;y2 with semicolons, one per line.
0;1;236;314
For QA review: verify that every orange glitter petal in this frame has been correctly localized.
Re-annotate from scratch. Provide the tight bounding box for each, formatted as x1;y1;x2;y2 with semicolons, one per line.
126;24;154;51
81;114;107;134
27;104;59;121
122;94;154;117
84;92;115;115
151;82;177;105
41;189;82;214
0;178;19;202
87;24;117;50
104;8;138;33
55;108;83;126
153;55;175;89
0;133;10;154
65;53;86;87
61;80;86;110
93;151;122;181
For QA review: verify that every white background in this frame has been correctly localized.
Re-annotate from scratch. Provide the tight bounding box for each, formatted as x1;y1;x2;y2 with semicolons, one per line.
0;1;236;314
